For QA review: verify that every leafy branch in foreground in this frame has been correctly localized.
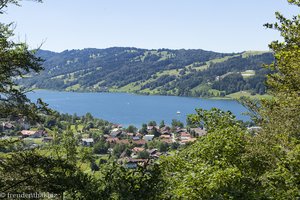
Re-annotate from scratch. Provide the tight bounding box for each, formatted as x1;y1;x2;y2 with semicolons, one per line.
0;0;50;124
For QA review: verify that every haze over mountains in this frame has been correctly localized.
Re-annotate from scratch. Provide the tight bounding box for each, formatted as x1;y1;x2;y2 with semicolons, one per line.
21;47;274;97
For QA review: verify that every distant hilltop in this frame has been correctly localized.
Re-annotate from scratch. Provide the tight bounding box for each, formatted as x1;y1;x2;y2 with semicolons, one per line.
20;47;273;98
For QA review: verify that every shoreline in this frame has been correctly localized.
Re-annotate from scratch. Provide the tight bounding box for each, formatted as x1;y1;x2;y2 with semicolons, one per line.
30;88;271;101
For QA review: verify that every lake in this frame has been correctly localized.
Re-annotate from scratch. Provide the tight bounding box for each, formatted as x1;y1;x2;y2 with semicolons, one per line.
27;90;249;127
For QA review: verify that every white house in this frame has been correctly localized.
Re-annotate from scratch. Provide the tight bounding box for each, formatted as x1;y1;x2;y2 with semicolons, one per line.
82;138;94;146
143;134;155;142
21;130;44;138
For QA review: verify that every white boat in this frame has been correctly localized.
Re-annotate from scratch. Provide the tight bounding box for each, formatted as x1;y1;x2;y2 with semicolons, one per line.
176;111;181;114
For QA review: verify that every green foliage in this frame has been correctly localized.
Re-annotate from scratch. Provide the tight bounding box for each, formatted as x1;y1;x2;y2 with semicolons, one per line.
260;1;300;142
150;128;160;138
159;120;165;128
0;150;103;199
99;162;165;200
90;161;99;171
126;125;137;133
0;2;104;198
148;121;157;126
147;140;169;152
112;143;129;158
61;130;77;163
160;2;300;199
137;151;150;159
79;147;94;163
93;140;109;154
161;106;300;199
188;108;238;132
171;119;184;128
161;109;250;199
140;123;148;134
0;0;51;124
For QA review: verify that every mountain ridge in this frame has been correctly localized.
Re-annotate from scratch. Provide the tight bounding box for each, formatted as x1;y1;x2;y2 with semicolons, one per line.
20;47;274;97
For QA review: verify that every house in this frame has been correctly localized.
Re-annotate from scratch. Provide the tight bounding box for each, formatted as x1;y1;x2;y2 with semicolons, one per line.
2;122;14;130
161;138;173;144
136;132;143;137
116;139;130;145
132;136;140;141
147;148;157;155
190;128;207;137
160;134;171;139
147;149;161;159
143;134;155;142
125;160;138;169
147;148;159;156
82;138;94;146
21;130;44;138
160;126;171;134
106;137;119;143
112;124;122;129
161;130;170;135
180;138;197;145
132;139;146;146
180;132;191;140
132;147;145;154
110;128;122;137
126;133;134;138
124;158;148;169
175;128;187;133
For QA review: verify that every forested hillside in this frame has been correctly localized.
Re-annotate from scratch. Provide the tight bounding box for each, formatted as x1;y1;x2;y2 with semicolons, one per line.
20;48;274;97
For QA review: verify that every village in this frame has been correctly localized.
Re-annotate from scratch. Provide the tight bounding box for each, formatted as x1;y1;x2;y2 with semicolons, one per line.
0;119;207;169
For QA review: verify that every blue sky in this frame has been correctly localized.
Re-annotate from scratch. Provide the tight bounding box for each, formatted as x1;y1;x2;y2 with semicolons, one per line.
2;0;298;53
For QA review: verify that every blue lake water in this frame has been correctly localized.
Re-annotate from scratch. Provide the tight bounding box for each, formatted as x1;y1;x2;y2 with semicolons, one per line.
27;90;249;127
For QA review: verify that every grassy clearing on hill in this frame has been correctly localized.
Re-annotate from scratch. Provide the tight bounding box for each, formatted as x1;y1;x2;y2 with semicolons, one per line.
226;91;273;99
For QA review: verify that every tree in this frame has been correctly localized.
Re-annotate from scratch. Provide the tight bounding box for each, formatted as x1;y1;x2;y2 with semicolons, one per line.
61;130;77;164
0;150;105;199
161;109;251;199
150;127;160;138
112;144;128;158
260;1;300;141
159;120;165;128
126;125;137;133
0;0;50;124
148;121;157;126
158;142;168;152
171;119;183;128
93;140;109;154
137;150;150;159
140;123;148;134
170;142;180;150
99;162;165;200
